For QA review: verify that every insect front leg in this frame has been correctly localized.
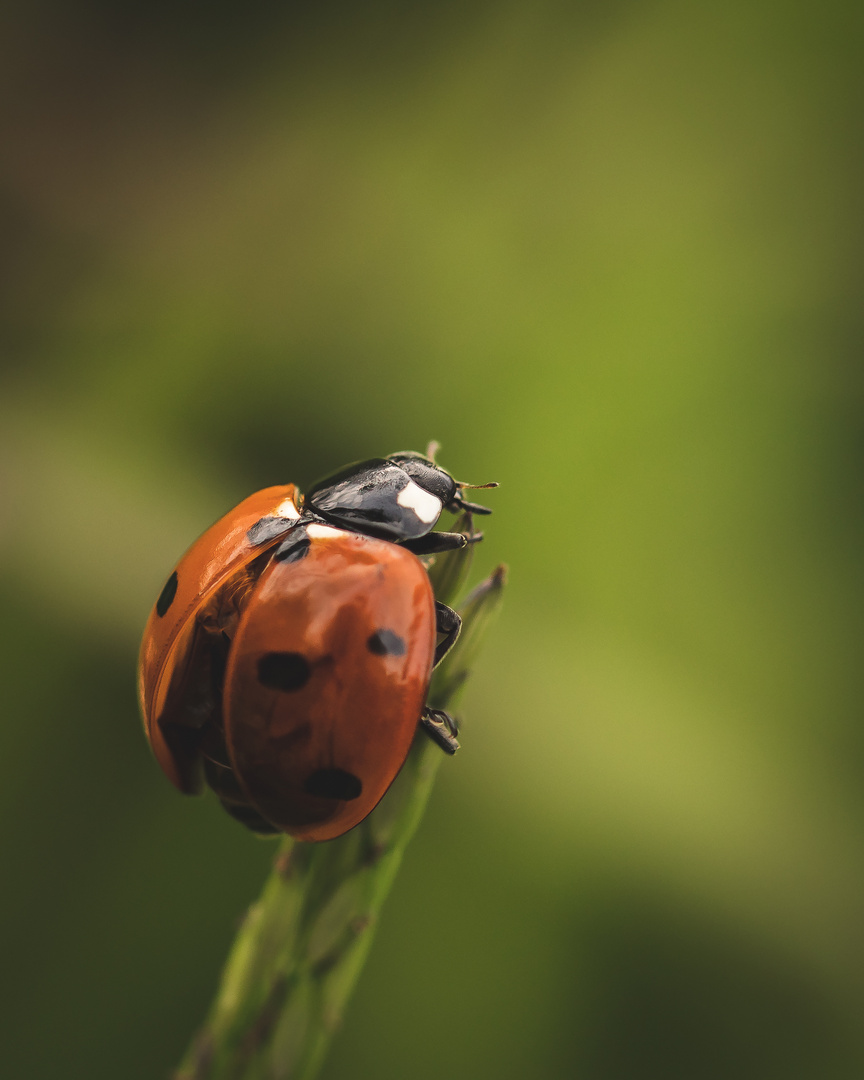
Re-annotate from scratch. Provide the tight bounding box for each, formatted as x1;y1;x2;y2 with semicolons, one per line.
400;531;483;556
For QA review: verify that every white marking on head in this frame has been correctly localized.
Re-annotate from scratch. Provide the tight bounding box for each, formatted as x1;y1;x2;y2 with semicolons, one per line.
306;523;344;540
275;498;300;519
397;480;441;524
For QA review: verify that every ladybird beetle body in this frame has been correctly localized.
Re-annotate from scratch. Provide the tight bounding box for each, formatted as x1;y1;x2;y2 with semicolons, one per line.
138;451;494;841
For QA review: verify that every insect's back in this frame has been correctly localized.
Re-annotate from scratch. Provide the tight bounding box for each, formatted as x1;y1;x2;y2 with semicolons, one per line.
223;524;436;841
138;484;300;793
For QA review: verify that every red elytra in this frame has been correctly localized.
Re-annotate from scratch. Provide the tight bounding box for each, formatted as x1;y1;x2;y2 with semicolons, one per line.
139;505;437;842
138;485;300;793
224;524;436;842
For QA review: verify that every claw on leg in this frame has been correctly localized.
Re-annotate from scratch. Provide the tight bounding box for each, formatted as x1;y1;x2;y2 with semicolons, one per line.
421;707;460;754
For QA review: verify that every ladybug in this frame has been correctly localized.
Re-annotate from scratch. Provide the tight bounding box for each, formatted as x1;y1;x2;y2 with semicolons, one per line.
138;450;495;842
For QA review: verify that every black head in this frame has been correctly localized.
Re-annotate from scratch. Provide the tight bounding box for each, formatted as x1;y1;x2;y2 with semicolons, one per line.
386;452;458;505
304;450;495;543
389;450;497;516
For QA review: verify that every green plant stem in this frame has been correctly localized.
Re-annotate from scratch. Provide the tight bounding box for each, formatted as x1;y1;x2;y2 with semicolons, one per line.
176;554;506;1080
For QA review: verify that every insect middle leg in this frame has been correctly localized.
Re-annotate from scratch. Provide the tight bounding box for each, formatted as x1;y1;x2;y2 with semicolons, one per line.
420;707;460;754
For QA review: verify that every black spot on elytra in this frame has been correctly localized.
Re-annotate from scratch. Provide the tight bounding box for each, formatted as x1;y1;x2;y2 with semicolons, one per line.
156;571;178;617
303;768;363;801
274;531;311;564
247;516;295;546
367;629;406;656
257;652;311;691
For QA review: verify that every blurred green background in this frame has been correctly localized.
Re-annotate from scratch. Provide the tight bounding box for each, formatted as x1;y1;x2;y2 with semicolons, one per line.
2;1;863;1077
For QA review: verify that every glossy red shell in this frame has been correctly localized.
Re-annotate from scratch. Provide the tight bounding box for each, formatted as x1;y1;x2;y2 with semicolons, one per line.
224;526;436;842
138;485;300;792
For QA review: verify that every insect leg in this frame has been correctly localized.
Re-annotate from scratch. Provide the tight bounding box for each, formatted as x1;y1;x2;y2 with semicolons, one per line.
400;531;483;555
434;601;462;667
420;707;460;754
